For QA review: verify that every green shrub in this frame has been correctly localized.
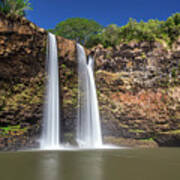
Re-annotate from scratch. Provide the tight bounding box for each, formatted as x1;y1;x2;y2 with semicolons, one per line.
161;13;180;44
0;0;32;16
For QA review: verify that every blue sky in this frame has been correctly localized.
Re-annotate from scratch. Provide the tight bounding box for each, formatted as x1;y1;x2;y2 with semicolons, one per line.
26;0;180;29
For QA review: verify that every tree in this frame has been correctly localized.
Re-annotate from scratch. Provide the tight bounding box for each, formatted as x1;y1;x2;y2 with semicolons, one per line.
99;24;120;47
0;0;32;16
162;13;180;43
51;13;180;48
51;18;103;45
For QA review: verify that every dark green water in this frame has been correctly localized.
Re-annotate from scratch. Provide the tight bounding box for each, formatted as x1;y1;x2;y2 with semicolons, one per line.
0;148;180;180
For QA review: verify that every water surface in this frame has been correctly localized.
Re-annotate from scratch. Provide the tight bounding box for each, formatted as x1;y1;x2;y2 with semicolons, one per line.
0;148;180;180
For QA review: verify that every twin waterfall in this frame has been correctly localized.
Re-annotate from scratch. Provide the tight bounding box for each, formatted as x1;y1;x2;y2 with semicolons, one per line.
41;33;60;149
41;33;102;150
76;44;102;148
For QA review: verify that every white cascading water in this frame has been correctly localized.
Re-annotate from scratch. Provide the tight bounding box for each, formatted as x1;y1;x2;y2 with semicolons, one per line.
76;44;102;148
41;33;60;149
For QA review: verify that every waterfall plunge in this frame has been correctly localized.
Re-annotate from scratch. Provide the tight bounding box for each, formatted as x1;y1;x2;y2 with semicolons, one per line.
41;33;60;150
76;44;102;148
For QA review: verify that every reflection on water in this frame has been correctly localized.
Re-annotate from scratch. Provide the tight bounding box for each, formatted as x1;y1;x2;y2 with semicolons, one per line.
39;151;103;180
0;148;180;180
39;153;61;180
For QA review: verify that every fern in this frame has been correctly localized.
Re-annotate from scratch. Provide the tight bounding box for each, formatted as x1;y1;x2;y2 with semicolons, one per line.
0;0;32;16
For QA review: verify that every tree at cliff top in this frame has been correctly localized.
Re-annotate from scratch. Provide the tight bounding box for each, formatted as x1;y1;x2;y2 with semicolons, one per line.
161;13;180;44
49;18;103;45
86;24;120;48
0;0;32;16
87;15;179;48
86;19;164;48
50;13;180;48
85;13;180;48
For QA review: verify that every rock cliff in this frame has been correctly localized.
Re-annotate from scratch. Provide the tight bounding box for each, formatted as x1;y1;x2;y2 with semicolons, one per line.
0;13;179;150
93;41;180;147
0;13;77;150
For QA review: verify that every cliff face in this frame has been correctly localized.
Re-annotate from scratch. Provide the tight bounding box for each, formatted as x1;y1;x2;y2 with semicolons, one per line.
0;14;47;150
0;14;179;150
0;14;76;150
93;41;180;147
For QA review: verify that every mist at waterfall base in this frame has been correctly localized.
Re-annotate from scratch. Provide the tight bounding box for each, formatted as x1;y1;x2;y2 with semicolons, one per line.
40;33;61;150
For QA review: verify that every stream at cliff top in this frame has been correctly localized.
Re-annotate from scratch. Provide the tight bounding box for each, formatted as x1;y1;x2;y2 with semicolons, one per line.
0;148;180;180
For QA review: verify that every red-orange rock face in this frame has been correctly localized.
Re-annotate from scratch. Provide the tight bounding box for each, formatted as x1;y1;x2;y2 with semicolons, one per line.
93;41;180;147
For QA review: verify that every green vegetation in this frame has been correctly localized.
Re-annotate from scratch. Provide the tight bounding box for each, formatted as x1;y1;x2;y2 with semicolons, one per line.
129;129;145;133
160;129;180;135
171;68;177;78
0;0;32;16
49;18;103;45
0;125;28;135
51;13;180;48
140;137;154;142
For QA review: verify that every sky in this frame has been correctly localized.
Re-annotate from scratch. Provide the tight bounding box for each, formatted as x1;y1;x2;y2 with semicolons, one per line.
26;0;180;30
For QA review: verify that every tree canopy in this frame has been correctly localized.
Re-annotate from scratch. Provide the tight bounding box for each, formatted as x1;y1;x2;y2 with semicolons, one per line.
51;13;180;48
50;18;103;45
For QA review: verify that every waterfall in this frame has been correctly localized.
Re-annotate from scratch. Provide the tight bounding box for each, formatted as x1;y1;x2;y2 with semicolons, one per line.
41;33;60;149
76;44;102;148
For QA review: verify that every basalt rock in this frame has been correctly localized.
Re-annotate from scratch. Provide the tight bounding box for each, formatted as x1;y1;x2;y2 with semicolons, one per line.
94;40;180;147
0;13;180;150
0;13;77;150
